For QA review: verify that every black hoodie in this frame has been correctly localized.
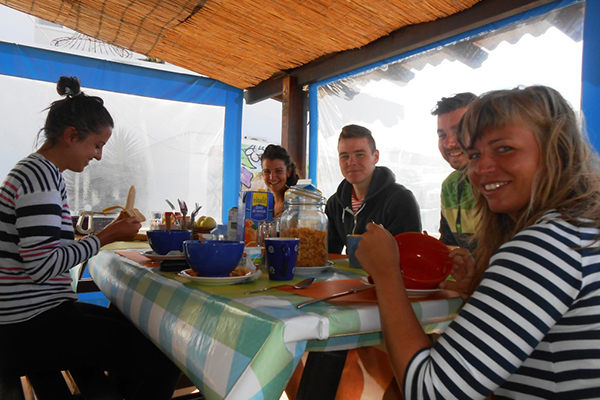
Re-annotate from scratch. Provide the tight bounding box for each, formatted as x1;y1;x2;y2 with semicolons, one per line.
325;166;422;253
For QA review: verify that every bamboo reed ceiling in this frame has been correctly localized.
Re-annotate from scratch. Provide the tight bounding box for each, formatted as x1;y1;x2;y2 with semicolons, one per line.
2;0;481;89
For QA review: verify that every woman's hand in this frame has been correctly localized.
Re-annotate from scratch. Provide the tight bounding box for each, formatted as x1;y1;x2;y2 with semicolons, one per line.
355;223;402;283
439;247;478;300
356;223;432;384
95;211;142;246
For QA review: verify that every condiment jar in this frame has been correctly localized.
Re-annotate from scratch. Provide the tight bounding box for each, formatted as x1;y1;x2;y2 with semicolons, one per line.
279;185;328;267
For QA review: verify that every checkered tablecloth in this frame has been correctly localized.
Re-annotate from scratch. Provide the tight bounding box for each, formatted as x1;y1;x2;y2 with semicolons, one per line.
87;250;462;400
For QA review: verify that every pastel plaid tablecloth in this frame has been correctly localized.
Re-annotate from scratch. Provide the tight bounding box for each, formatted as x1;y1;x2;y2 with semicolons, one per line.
87;250;463;400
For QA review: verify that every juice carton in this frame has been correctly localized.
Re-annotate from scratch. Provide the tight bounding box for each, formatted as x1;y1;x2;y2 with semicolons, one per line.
237;191;274;246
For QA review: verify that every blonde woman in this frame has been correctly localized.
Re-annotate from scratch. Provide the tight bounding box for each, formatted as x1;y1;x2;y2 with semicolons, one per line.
357;85;600;399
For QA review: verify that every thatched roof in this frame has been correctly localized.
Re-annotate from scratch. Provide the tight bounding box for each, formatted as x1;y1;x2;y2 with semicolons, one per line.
3;0;482;91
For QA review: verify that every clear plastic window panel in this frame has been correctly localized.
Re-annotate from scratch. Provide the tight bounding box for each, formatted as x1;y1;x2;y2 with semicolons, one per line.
0;75;225;225
316;2;584;236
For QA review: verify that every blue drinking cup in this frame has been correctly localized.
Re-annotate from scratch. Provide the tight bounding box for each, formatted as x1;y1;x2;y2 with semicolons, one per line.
265;237;299;280
346;234;363;268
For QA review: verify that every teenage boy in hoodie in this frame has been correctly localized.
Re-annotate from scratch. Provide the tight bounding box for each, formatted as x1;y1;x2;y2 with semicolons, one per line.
325;124;422;253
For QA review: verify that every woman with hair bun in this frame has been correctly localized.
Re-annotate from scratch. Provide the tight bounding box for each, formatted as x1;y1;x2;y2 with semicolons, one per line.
356;85;600;399
260;144;300;217
0;76;180;399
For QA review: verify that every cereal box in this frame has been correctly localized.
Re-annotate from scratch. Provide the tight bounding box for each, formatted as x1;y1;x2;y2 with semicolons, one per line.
237;191;274;246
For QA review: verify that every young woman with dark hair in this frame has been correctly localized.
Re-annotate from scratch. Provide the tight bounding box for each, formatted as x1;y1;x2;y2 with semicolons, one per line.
260;144;299;217
0;76;180;399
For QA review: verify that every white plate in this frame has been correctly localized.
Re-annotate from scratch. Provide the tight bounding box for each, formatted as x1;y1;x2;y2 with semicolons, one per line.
406;288;441;298
294;261;334;275
141;250;185;261
178;269;262;285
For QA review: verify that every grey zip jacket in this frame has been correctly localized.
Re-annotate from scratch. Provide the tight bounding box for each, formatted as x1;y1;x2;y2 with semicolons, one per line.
325;166;422;253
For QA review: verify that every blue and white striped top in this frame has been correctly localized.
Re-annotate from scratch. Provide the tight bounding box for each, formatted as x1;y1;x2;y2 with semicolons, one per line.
0;153;100;324
404;211;600;399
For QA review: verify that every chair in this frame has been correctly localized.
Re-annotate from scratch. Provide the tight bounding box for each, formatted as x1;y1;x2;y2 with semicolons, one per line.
72;261;100;293
171;374;205;399
0;374;25;400
1;371;74;400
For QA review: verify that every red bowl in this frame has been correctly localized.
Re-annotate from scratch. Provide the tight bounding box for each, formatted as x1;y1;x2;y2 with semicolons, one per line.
394;232;452;289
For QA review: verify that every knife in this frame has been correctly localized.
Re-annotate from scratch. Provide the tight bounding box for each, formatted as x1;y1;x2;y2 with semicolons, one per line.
296;284;376;309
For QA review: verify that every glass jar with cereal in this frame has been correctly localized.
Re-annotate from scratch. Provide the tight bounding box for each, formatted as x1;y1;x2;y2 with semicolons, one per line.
280;185;328;267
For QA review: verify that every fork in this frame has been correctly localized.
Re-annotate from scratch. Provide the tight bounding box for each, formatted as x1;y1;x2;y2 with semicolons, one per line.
178;199;188;230
190;203;202;228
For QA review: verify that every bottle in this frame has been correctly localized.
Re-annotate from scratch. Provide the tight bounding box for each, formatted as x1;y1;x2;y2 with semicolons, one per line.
279;184;328;267
227;207;238;240
150;211;163;230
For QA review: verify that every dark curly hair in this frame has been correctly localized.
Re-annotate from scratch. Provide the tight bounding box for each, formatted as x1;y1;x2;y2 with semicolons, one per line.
40;76;114;146
260;144;299;188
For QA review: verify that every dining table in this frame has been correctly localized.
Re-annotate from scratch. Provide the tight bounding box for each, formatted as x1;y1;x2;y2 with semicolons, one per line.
86;243;463;400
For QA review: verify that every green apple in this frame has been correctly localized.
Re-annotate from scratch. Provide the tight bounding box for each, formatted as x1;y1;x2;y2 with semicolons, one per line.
195;216;216;229
201;216;217;229
195;216;206;228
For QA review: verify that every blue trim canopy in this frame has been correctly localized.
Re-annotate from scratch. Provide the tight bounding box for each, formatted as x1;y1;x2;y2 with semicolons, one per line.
308;0;596;173
308;84;319;184
0;41;243;222
0;41;237;105
582;0;600;149
316;0;582;88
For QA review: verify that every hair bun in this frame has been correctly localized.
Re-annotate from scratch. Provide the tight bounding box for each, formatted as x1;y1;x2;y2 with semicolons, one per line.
56;76;81;97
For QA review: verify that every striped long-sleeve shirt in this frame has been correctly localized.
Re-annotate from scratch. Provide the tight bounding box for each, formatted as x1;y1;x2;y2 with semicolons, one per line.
404;211;600;399
0;153;100;324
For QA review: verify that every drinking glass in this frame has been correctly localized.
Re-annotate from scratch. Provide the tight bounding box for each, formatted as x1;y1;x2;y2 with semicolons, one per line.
258;219;280;247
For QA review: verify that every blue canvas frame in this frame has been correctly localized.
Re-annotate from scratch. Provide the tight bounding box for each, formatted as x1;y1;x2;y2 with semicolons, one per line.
582;0;600;147
308;0;598;185
0;41;243;222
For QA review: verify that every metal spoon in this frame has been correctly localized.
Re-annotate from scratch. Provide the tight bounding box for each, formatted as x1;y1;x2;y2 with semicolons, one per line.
244;277;316;294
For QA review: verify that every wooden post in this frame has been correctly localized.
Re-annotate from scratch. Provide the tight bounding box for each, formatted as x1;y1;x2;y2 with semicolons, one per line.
281;76;307;178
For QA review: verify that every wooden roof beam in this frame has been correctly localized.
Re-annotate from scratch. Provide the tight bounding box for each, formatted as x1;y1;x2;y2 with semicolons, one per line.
245;0;555;104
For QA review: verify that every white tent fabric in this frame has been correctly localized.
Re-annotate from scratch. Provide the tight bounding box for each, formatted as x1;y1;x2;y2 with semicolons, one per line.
0;73;226;224
316;2;583;235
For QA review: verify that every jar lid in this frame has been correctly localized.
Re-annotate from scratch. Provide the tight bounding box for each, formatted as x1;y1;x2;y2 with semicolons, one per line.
285;184;325;204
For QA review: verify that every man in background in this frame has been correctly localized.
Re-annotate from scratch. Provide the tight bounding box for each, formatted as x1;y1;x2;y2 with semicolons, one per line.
431;92;478;252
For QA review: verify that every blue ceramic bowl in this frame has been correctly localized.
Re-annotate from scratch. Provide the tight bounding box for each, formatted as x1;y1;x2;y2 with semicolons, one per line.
146;230;192;255
183;240;244;277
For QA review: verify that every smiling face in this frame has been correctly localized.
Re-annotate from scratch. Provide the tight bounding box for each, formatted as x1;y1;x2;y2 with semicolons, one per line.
338;137;379;187
467;123;540;221
262;158;291;195
68;126;112;172
438;107;469;170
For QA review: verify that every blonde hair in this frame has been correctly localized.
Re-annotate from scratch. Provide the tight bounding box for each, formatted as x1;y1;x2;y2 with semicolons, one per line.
457;85;600;272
